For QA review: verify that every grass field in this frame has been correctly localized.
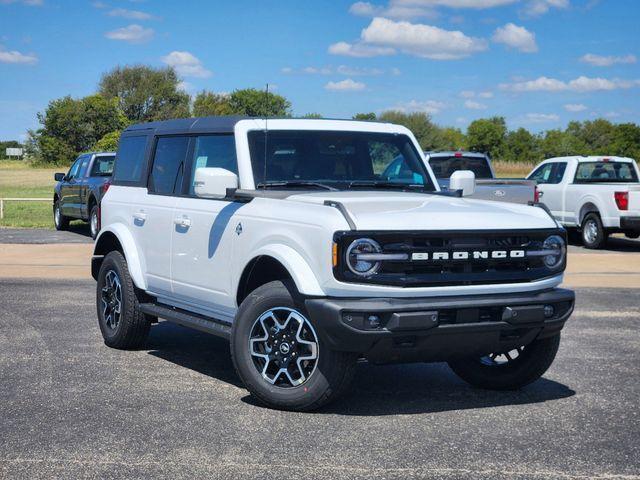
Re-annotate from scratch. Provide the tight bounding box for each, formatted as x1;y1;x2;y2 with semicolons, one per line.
0;160;60;228
0;159;534;229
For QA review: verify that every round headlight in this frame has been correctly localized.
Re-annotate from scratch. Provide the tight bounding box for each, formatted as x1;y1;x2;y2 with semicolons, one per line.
346;238;382;277
542;235;566;269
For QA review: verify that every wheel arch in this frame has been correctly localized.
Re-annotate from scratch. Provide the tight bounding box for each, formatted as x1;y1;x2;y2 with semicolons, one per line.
577;201;601;227
235;245;324;307
92;224;147;290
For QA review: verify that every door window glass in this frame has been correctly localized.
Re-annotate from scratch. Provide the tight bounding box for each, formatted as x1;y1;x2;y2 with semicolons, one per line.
551;162;567;184
77;156;91;178
90;156;115;177
188;135;237;195
149;136;190;195
113;135;147;183
528;163;554;184
67;158;82;179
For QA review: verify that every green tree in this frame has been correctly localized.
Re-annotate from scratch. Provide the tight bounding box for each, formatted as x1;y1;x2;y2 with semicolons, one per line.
300;113;323;119
227;88;291;117
29;94;128;165
352;112;377;121
466;117;507;157
540;129;585;159
610;123;640;159
99;65;190;122
439;127;467;151
502;128;541;163
378;111;443;151
94;131;122;152
192;91;234;116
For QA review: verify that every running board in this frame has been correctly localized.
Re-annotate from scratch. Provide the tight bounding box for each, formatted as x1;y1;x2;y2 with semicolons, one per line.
139;303;231;340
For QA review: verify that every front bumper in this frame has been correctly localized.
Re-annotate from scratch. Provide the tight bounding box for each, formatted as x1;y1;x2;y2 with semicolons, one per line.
305;288;574;363
620;216;640;231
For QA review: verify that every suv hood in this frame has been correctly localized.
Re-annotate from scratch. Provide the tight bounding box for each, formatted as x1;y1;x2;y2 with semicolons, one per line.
286;191;556;230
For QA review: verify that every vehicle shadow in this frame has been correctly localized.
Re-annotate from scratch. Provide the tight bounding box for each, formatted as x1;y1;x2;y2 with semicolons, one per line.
147;322;575;415
67;222;93;238
568;234;640;252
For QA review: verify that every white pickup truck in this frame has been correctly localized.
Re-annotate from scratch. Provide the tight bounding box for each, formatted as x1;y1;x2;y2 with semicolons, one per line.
92;117;574;411
527;156;640;248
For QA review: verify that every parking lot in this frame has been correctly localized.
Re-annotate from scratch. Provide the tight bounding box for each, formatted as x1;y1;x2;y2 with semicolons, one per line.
1;228;639;479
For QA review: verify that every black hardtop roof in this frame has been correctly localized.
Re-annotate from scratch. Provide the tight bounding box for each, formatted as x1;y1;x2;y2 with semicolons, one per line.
124;116;249;135
122;115;392;136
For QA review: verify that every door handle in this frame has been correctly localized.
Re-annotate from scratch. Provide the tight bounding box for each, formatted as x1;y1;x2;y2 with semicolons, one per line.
173;216;191;228
133;211;147;221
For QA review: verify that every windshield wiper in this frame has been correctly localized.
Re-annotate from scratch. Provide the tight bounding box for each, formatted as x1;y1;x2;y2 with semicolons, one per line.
257;181;338;191
347;181;427;191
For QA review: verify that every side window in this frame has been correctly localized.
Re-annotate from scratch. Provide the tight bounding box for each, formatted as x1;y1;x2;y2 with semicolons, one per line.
67;158;82;179
551;162;567;184
188;135;237;195
529;163;554;184
149;136;190;195
90;156;115;177
113;135;148;184
77;156;91;178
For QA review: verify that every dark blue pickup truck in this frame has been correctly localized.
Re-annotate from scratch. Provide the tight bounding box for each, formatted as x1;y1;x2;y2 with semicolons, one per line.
53;152;115;239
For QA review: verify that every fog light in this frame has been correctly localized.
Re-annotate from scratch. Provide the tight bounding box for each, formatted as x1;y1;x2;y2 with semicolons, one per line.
543;304;555;318
367;315;381;329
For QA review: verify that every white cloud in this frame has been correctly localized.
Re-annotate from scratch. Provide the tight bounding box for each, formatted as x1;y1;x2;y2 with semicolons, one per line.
580;53;637;67
337;65;384;76
564;103;587;112
105;24;154;43
604;111;620;118
108;8;155;20
0;45;37;64
500;75;640;92
522;0;569;17
460;90;493;98
349;1;438;20
478;90;493;98
325;78;367;91
390;99;446;114
161;51;212;78
358;17;488;60
0;0;44;5
302;66;332;75
91;1;107;8
282;65;387;76
492;23;537;53
177;81;193;92
523;113;560;123
394;0;517;8
328;41;395;57
459;90;475;98
464;99;487;109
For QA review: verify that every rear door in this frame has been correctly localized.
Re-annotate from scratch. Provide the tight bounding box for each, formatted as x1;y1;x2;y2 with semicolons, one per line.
169;134;240;318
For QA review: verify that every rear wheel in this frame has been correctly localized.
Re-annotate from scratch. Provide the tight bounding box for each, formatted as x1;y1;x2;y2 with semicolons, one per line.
96;251;150;349
53;200;69;231
625;232;640;239
448;334;561;390
231;280;356;411
581;213;608;249
89;205;100;239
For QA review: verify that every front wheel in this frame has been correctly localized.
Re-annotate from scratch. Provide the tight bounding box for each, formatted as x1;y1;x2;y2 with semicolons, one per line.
53;200;69;231
231;280;356;411
447;334;561;390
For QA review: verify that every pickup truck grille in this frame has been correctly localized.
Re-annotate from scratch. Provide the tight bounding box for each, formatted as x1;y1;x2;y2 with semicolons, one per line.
334;229;565;287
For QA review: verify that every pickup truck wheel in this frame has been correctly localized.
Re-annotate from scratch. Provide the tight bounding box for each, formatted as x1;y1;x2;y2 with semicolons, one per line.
231;280;356;411
625;232;640;239
89;205;100;239
581;213;608;249
96;251;150;349
53;200;69;231
447;334;560;390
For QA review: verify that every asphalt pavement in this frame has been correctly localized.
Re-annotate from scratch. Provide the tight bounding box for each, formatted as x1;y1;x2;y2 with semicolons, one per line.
1;279;638;479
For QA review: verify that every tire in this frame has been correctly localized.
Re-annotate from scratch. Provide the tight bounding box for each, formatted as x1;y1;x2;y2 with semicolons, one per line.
581;213;608;249
53;199;69;231
96;251;150;349
231;280;356;411
89;204;100;240
625;232;640;240
448;334;561;390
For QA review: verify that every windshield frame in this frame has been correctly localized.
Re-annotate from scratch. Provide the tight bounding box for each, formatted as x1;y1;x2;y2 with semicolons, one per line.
245;128;437;192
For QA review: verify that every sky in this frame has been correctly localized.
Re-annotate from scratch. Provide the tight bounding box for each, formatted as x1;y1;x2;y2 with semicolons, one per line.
0;0;638;141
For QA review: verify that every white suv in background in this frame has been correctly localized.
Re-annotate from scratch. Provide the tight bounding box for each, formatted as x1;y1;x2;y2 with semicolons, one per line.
92;117;574;411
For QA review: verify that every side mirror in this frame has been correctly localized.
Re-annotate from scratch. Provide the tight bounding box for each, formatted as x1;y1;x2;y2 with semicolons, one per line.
193;167;238;198
54;173;65;182
450;170;476;197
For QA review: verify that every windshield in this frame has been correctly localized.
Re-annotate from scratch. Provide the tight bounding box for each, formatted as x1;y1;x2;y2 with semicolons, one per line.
248;130;435;191
574;161;639;183
428;156;493;179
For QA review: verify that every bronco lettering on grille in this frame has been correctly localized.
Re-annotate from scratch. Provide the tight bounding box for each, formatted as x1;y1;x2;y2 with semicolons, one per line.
411;250;526;261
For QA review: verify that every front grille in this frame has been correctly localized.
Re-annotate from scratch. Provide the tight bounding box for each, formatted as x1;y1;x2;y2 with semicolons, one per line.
334;229;565;287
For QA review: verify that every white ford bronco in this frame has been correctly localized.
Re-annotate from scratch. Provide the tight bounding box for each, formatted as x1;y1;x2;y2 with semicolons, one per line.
92;117;574;411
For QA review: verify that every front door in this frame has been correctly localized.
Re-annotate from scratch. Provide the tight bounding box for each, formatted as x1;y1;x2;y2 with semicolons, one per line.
60;156;83;217
169;134;240;320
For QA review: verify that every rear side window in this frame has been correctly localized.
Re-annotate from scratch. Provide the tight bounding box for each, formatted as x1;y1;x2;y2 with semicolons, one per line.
113;136;147;184
90;156;115;177
574;161;639;183
188;135;237;195
149;136;190;195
